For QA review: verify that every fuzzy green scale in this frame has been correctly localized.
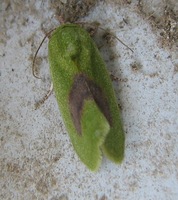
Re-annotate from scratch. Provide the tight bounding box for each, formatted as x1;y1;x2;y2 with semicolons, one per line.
48;24;125;171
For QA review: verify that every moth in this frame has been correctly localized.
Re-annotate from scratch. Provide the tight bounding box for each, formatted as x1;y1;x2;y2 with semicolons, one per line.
34;24;125;171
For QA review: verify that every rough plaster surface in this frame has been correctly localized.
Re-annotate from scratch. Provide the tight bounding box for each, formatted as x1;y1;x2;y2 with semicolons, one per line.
0;1;178;200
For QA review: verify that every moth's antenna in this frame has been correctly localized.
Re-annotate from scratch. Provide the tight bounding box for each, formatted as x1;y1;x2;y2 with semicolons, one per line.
99;27;134;53
32;28;56;109
76;21;134;53
35;83;53;109
32;28;56;79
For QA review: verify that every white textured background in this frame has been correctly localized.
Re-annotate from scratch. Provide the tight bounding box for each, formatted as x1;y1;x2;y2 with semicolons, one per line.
0;1;178;200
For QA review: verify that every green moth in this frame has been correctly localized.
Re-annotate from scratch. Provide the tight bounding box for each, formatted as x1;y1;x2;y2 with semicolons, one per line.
47;24;125;171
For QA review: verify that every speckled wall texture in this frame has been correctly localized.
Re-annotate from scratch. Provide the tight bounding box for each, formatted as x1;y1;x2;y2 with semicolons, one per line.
0;1;178;200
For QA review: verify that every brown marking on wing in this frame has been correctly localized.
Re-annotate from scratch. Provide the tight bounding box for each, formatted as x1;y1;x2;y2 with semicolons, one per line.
69;74;112;135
